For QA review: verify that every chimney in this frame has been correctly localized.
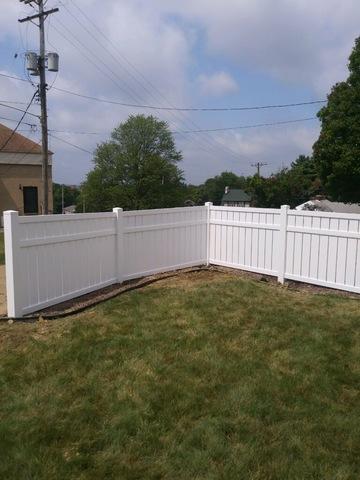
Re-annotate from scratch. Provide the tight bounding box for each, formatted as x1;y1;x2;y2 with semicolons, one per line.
225;186;229;194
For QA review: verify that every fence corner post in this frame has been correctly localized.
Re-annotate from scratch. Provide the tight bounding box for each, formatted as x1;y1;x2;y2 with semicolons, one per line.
3;210;22;317
205;202;213;266
113;207;124;284
278;204;290;284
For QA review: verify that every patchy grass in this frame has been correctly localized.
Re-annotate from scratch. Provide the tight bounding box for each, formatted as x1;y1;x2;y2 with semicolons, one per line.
0;231;4;265
0;271;359;479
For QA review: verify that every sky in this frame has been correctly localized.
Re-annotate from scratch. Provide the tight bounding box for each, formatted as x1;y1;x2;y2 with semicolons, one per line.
0;0;359;185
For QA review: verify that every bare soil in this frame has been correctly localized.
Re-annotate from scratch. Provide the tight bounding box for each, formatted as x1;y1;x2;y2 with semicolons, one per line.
1;265;358;322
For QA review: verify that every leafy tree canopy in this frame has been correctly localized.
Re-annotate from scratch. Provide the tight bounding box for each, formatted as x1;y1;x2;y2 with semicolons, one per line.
80;115;185;211
313;37;360;203
247;155;322;208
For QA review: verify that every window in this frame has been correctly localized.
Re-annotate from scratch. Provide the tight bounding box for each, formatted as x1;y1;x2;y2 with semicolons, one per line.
23;186;38;215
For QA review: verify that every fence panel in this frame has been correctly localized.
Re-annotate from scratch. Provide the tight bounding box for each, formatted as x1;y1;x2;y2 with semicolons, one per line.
285;210;360;293
4;206;208;317
4;211;118;316
208;206;281;276
123;206;208;280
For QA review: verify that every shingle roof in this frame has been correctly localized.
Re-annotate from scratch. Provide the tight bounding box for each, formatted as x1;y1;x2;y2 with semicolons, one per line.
221;189;251;203
0;123;43;154
296;199;360;214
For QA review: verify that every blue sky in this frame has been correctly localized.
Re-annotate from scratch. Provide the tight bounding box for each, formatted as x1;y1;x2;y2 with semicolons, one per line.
0;0;359;185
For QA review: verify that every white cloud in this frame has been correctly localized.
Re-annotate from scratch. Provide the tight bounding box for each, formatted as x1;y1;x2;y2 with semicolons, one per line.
197;71;238;96
155;0;360;95
179;121;321;183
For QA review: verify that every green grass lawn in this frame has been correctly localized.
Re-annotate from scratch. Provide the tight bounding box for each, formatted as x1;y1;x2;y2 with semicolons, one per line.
0;231;4;265
0;271;359;479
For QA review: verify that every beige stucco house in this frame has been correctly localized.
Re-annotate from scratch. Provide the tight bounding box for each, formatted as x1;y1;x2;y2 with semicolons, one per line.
0;123;53;222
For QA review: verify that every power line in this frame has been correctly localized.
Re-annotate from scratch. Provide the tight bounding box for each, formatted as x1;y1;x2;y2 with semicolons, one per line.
48;117;317;136
51;14;226;163
0;70;321;164
50;86;325;113
52;20;148;107
0;90;38;152
0;114;37;127
49;133;93;154
0;72;29;82
0;101;40;118
173;117;317;134
64;0;327;117
50;15;244;165
58;2;256;165
0;71;326;113
65;0;321;167
0;100;29;104
48;8;267;165
49;129;101;135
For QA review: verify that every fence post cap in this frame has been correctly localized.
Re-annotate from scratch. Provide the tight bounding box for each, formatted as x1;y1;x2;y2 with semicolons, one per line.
3;210;19;216
280;205;290;210
112;207;123;213
205;202;213;207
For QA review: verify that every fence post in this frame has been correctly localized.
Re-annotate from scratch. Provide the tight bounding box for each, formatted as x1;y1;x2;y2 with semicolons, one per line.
278;204;289;284
113;207;124;283
205;202;213;266
3;211;23;317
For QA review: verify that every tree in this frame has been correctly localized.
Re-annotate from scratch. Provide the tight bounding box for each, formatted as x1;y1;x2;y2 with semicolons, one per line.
247;155;322;208
182;184;204;206
80;115;185;211
53;183;80;214
313;37;360;203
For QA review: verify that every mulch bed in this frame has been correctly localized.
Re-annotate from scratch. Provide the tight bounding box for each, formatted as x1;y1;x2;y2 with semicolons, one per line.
211;265;360;299
1;264;358;322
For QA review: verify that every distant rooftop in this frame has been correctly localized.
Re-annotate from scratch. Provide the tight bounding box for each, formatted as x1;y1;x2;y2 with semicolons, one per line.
296;199;360;214
221;188;251;204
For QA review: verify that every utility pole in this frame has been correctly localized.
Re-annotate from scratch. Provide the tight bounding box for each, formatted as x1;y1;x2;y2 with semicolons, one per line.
251;162;268;177
19;1;59;214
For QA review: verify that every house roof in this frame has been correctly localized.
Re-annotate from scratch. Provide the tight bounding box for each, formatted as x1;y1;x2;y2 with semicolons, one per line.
0;123;44;154
221;189;251;203
296;199;360;214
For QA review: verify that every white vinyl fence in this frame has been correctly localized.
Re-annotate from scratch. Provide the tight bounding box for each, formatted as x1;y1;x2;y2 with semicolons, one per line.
4;206;207;317
4;204;360;317
208;205;360;294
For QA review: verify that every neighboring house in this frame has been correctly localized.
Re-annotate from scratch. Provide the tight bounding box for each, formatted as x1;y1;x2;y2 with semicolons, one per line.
221;186;251;207
0;123;53;221
296;197;360;214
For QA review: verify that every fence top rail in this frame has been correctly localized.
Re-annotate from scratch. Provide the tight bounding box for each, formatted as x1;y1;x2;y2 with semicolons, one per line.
18;212;116;224
289;209;360;221
210;206;280;215
123;206;206;216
